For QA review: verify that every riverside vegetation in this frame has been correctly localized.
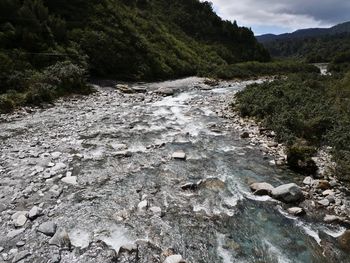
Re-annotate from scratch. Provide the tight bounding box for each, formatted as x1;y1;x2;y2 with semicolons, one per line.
235;71;350;184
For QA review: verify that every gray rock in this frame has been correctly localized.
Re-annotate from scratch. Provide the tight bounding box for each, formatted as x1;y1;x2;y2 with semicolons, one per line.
137;200;148;212
12;250;31;263
303;176;313;185
172;151;186;160
322;190;335;196
156;87;174;96
49;228;71;248
61;176;77;186
0;247;3;253
38;222;57;236
14;215;27;227
28;206;43;220
249;182;274;196
327;195;336;204
318;199;330;206
16;241;25;247
324;215;340;223
7;229;25;239
150;206;162;216
287;207;304;216
271;183;304;203
163;255;185;263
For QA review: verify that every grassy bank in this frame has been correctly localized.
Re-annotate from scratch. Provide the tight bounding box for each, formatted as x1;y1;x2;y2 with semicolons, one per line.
235;72;350;182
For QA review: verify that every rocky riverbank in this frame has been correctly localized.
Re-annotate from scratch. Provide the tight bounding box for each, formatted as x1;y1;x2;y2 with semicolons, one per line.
216;85;350;232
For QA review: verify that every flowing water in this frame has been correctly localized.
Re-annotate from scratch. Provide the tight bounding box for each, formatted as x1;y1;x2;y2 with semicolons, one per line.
0;77;348;262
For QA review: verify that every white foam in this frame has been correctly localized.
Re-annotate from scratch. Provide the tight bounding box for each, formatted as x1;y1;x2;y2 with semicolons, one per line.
70;229;90;249
264;240;293;263
98;226;133;253
216;234;235;263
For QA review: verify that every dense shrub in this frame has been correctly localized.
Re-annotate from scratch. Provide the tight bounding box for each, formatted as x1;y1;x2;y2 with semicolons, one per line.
235;72;350;182
0;95;14;113
211;61;319;79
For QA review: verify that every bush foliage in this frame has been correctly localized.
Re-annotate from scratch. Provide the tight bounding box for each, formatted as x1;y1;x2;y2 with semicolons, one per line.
235;72;350;182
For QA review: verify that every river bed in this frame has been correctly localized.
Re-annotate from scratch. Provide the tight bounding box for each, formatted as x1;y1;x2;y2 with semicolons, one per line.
0;77;348;262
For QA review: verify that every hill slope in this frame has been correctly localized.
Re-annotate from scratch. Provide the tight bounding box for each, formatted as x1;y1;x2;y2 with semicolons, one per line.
257;21;350;43
0;0;269;87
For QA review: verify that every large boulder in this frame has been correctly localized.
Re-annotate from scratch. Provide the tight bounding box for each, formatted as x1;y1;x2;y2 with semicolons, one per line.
338;230;350;251
249;182;274;196
271;183;304;203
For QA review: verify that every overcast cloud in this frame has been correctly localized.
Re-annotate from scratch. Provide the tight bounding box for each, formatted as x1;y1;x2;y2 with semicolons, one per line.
208;0;350;35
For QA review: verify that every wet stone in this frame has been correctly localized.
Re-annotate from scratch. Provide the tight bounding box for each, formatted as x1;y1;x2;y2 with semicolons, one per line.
271;183;304;203
250;182;274;196
287;207;304;216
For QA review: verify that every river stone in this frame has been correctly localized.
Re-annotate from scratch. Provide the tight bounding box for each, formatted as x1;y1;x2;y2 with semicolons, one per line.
156;87;174;96
271;183;304;203
163;255;185;263
322;190;335;196
318;199;330;206
28;206;43;220
172;151;186;160
150;206;162;216
249;182;274;196
7;229;25;239
303;176;314;185
12;250;31;263
324;215;340;223
287;207;304;216
198;177;225;191
49;228;71;248
38;222;57;236
338;230;350;251
14;214;27;227
137;200;148;212
61;176;77;186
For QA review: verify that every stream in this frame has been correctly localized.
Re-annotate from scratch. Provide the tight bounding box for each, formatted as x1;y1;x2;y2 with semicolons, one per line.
0;77;348;263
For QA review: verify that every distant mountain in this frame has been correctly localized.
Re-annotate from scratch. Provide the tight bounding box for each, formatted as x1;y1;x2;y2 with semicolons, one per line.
256;21;350;62
257;21;350;43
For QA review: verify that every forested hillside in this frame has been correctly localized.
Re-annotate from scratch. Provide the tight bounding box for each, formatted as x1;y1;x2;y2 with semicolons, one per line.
262;33;350;63
0;0;269;86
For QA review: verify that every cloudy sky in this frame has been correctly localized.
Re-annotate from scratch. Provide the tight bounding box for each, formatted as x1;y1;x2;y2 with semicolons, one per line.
208;0;350;35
